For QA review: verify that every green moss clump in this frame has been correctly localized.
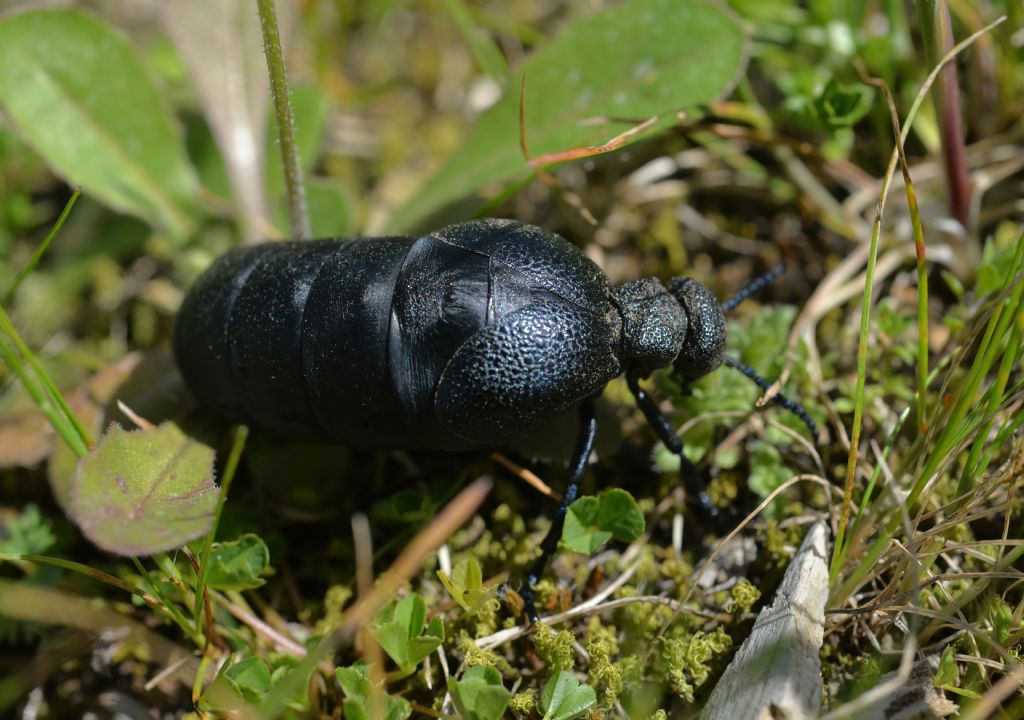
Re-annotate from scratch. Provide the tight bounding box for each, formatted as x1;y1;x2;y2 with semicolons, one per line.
534;622;576;673
313;584;353;635
509;690;536;715
460;638;499;668
588;634;624;711
728;578;761;613
661;627;732;702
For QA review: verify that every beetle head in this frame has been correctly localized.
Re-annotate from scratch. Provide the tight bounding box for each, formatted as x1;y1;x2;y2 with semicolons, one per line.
667;276;726;380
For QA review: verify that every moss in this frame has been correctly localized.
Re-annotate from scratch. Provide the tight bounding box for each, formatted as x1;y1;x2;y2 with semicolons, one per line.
473;596;500;637
587;634;624;711
459;638;499;668
509;690;536;715
660;627;732;703
727;578;761;613
659;554;693;593
312;584;353;636
618;654;646;687
534;622;576;673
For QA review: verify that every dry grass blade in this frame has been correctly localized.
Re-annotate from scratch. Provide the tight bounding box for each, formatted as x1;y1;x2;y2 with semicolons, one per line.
258;477;492;718
0;579;202;690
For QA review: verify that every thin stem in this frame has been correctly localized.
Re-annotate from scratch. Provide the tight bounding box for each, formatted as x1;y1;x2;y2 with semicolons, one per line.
935;0;972;229
131;556;204;648
257;0;310;240
3;189;80;305
193;425;249;636
855;62;931;433
0;306;91;451
0;312;88;458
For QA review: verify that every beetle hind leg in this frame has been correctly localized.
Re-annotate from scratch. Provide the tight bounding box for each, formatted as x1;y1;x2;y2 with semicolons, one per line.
519;398;597;623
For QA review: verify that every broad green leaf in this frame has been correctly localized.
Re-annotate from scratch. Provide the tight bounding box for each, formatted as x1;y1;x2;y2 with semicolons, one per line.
387;0;745;233
71;422;217;555
278;177;351;239
161;0;271;243
747;441;789;500
0;10;200;238
562;489;645;554
205;533;270;591
223;657;272;703
449;666;512;720
562;497;611;554
540;670;597;720
306;177;351;237
336;663;413;720
372;594;445;671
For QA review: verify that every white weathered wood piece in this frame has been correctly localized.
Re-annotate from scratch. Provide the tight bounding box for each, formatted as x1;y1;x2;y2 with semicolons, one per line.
702;521;830;720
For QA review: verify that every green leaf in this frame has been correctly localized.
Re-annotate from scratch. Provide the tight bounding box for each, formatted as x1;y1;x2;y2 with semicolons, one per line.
0;504;55;556
448;666;512;720
372;594;445;671
539;670;597;720
933;646;959;689
71;422;218;555
336;663;412;720
810;79;875;129
204;533;271;591
562;489;645;554
388;0;745;233
223;657;272;704
562;497;611;554
0;10;199;238
304;177;352;237
438;557;496;613
747;441;789;501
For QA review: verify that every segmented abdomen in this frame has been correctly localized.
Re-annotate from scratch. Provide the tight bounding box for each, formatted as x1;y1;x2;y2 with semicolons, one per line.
174;237;416;445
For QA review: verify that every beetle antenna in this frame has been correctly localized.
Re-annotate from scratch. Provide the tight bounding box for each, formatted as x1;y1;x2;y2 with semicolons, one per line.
723;356;818;440
720;264;784;313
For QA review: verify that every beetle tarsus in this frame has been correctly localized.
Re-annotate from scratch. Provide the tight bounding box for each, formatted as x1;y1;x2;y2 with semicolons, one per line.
520;399;597;623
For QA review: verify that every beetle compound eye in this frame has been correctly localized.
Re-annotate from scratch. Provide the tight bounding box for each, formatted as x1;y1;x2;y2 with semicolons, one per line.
667;277;727;380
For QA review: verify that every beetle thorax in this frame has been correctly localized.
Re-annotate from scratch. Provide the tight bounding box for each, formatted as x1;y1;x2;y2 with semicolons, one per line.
612;276;726;380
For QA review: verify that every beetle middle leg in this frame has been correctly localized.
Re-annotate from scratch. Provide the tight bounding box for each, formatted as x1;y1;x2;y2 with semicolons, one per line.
626;373;721;523
520;397;597;622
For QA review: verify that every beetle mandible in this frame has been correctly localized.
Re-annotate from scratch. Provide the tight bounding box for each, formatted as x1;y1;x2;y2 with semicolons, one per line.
173;218;815;618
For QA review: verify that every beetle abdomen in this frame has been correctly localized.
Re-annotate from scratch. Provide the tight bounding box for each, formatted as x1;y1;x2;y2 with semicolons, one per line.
175;237;416;444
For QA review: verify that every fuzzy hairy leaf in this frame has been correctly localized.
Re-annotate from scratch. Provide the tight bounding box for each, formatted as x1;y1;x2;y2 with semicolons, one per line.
71;422;217;555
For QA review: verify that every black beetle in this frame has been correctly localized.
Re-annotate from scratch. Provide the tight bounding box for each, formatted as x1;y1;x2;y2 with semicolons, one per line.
174;218;815;618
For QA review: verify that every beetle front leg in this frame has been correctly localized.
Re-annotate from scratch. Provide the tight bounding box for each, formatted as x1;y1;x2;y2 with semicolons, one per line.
519;398;597;623
626;373;721;523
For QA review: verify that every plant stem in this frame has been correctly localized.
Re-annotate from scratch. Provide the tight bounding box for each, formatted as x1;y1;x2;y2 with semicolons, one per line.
257;0;310;240
935;0;972;230
3;189;80;306
0;311;89;458
193;425;249;636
